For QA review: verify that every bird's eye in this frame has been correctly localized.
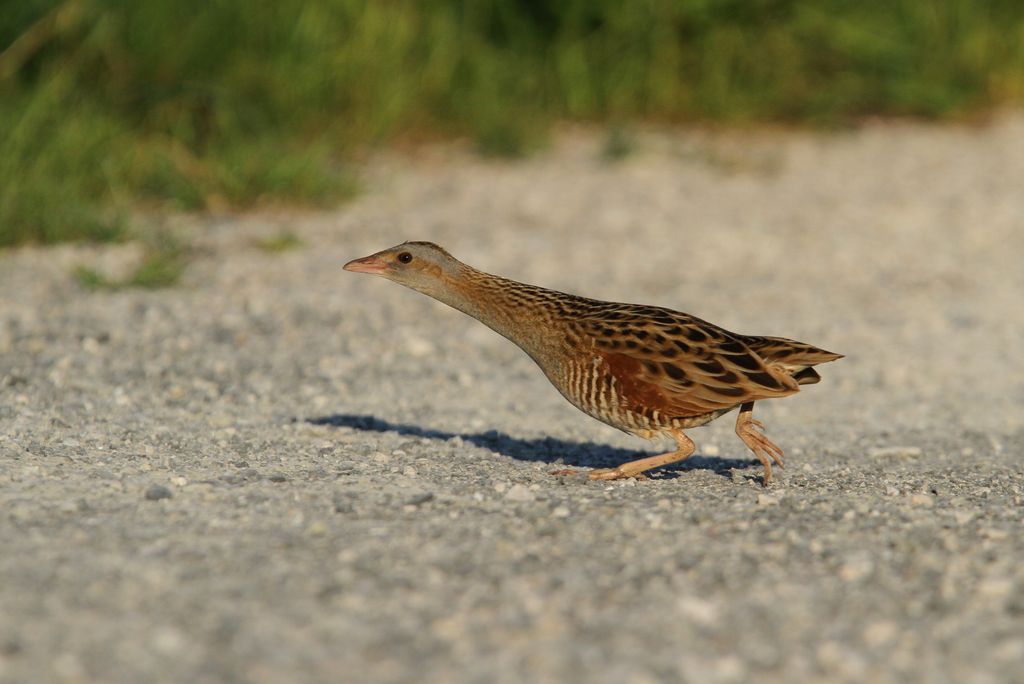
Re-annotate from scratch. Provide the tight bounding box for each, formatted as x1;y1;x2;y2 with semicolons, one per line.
397;252;413;264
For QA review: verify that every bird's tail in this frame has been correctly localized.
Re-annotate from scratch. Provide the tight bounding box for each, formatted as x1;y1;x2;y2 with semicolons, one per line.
740;335;843;378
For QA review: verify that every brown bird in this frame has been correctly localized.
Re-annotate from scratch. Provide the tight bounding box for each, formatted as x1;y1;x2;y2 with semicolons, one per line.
344;242;841;485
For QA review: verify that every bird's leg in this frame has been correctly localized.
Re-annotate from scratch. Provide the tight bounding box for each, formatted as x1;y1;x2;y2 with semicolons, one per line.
553;431;695;481
734;401;785;486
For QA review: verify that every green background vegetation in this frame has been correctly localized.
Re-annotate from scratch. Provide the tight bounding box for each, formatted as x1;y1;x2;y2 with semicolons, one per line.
3;0;1024;247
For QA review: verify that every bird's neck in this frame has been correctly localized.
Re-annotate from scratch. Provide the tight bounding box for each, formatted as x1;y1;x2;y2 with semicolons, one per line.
429;267;568;355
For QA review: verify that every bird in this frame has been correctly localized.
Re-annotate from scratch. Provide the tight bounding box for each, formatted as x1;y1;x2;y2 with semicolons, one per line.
344;241;842;485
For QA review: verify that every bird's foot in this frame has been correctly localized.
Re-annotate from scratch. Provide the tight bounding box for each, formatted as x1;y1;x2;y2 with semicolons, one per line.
554;442;695;482
550;468;582;476
549;467;647;481
587;467;648;481
735;415;784;486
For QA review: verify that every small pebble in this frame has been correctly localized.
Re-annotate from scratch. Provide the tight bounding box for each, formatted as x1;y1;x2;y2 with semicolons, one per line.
505;484;535;502
863;621;899;647
953;510;974;525
909;494;934;508
1;638;23;655
333;492;356;514
980;528;1008;540
405;492;434;506
144;484;173;501
868;446;923;459
405;337;435;357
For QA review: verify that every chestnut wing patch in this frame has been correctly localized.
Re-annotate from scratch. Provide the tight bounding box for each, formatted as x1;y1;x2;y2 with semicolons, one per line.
601;351;729;418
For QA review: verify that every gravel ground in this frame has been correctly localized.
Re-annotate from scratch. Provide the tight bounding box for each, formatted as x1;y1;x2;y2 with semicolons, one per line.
2;116;1023;684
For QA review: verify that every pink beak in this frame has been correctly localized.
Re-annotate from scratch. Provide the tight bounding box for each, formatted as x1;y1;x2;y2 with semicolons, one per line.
343;254;388;275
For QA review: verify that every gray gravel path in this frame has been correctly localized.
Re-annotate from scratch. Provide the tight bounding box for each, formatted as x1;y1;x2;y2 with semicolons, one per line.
2;117;1023;684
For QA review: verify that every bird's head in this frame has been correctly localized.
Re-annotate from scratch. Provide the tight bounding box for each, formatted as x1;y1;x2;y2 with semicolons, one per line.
344;241;465;297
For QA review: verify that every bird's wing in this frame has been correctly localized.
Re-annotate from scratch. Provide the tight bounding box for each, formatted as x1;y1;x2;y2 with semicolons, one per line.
573;305;799;419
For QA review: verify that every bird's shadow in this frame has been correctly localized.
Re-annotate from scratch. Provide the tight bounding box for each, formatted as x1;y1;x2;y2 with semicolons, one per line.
307;413;756;479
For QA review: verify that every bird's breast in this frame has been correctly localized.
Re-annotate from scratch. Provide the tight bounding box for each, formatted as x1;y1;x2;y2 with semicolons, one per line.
531;348;649;436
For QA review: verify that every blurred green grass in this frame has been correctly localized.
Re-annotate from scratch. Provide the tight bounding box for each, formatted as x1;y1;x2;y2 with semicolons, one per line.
3;0;1024;247
72;230;187;289
255;231;304;253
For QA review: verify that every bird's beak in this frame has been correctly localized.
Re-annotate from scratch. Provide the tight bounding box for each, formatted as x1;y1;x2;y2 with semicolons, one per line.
343;254;388;275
